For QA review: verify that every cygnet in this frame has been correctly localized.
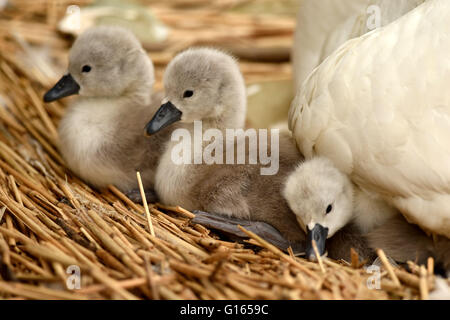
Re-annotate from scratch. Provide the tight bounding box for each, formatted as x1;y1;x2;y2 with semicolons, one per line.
283;157;398;260
44;26;173;201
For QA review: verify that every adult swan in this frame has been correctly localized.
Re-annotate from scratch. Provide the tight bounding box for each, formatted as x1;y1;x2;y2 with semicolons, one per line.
289;0;450;238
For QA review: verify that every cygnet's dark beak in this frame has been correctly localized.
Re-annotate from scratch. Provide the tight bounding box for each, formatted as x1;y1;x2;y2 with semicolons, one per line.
145;101;182;136
43;74;80;102
305;224;328;261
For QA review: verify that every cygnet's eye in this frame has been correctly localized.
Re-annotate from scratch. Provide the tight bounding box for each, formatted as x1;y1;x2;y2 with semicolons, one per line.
326;204;333;214
183;90;194;98
82;65;92;73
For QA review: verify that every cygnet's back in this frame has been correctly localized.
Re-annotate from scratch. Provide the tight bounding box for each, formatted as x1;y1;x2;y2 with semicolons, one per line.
190;131;306;243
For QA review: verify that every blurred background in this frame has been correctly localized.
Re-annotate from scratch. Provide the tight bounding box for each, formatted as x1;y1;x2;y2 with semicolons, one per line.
0;0;300;129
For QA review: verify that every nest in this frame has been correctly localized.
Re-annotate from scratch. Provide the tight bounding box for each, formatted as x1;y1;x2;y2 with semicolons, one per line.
0;0;441;300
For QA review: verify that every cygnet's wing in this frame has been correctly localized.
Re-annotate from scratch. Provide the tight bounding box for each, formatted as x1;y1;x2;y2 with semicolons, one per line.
289;0;450;236
191;211;304;254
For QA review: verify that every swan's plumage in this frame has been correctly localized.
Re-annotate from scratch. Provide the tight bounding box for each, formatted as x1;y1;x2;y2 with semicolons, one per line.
293;0;426;90
289;0;450;237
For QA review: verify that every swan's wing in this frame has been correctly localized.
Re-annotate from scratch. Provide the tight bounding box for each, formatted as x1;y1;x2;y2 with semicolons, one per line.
292;0;425;91
290;0;450;236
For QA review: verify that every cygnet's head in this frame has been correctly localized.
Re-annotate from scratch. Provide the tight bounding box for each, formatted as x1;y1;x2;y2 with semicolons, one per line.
44;26;154;103
145;48;246;135
283;157;354;260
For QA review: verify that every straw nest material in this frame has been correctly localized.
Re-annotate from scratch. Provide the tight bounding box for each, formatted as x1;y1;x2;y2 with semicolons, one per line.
0;0;443;300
